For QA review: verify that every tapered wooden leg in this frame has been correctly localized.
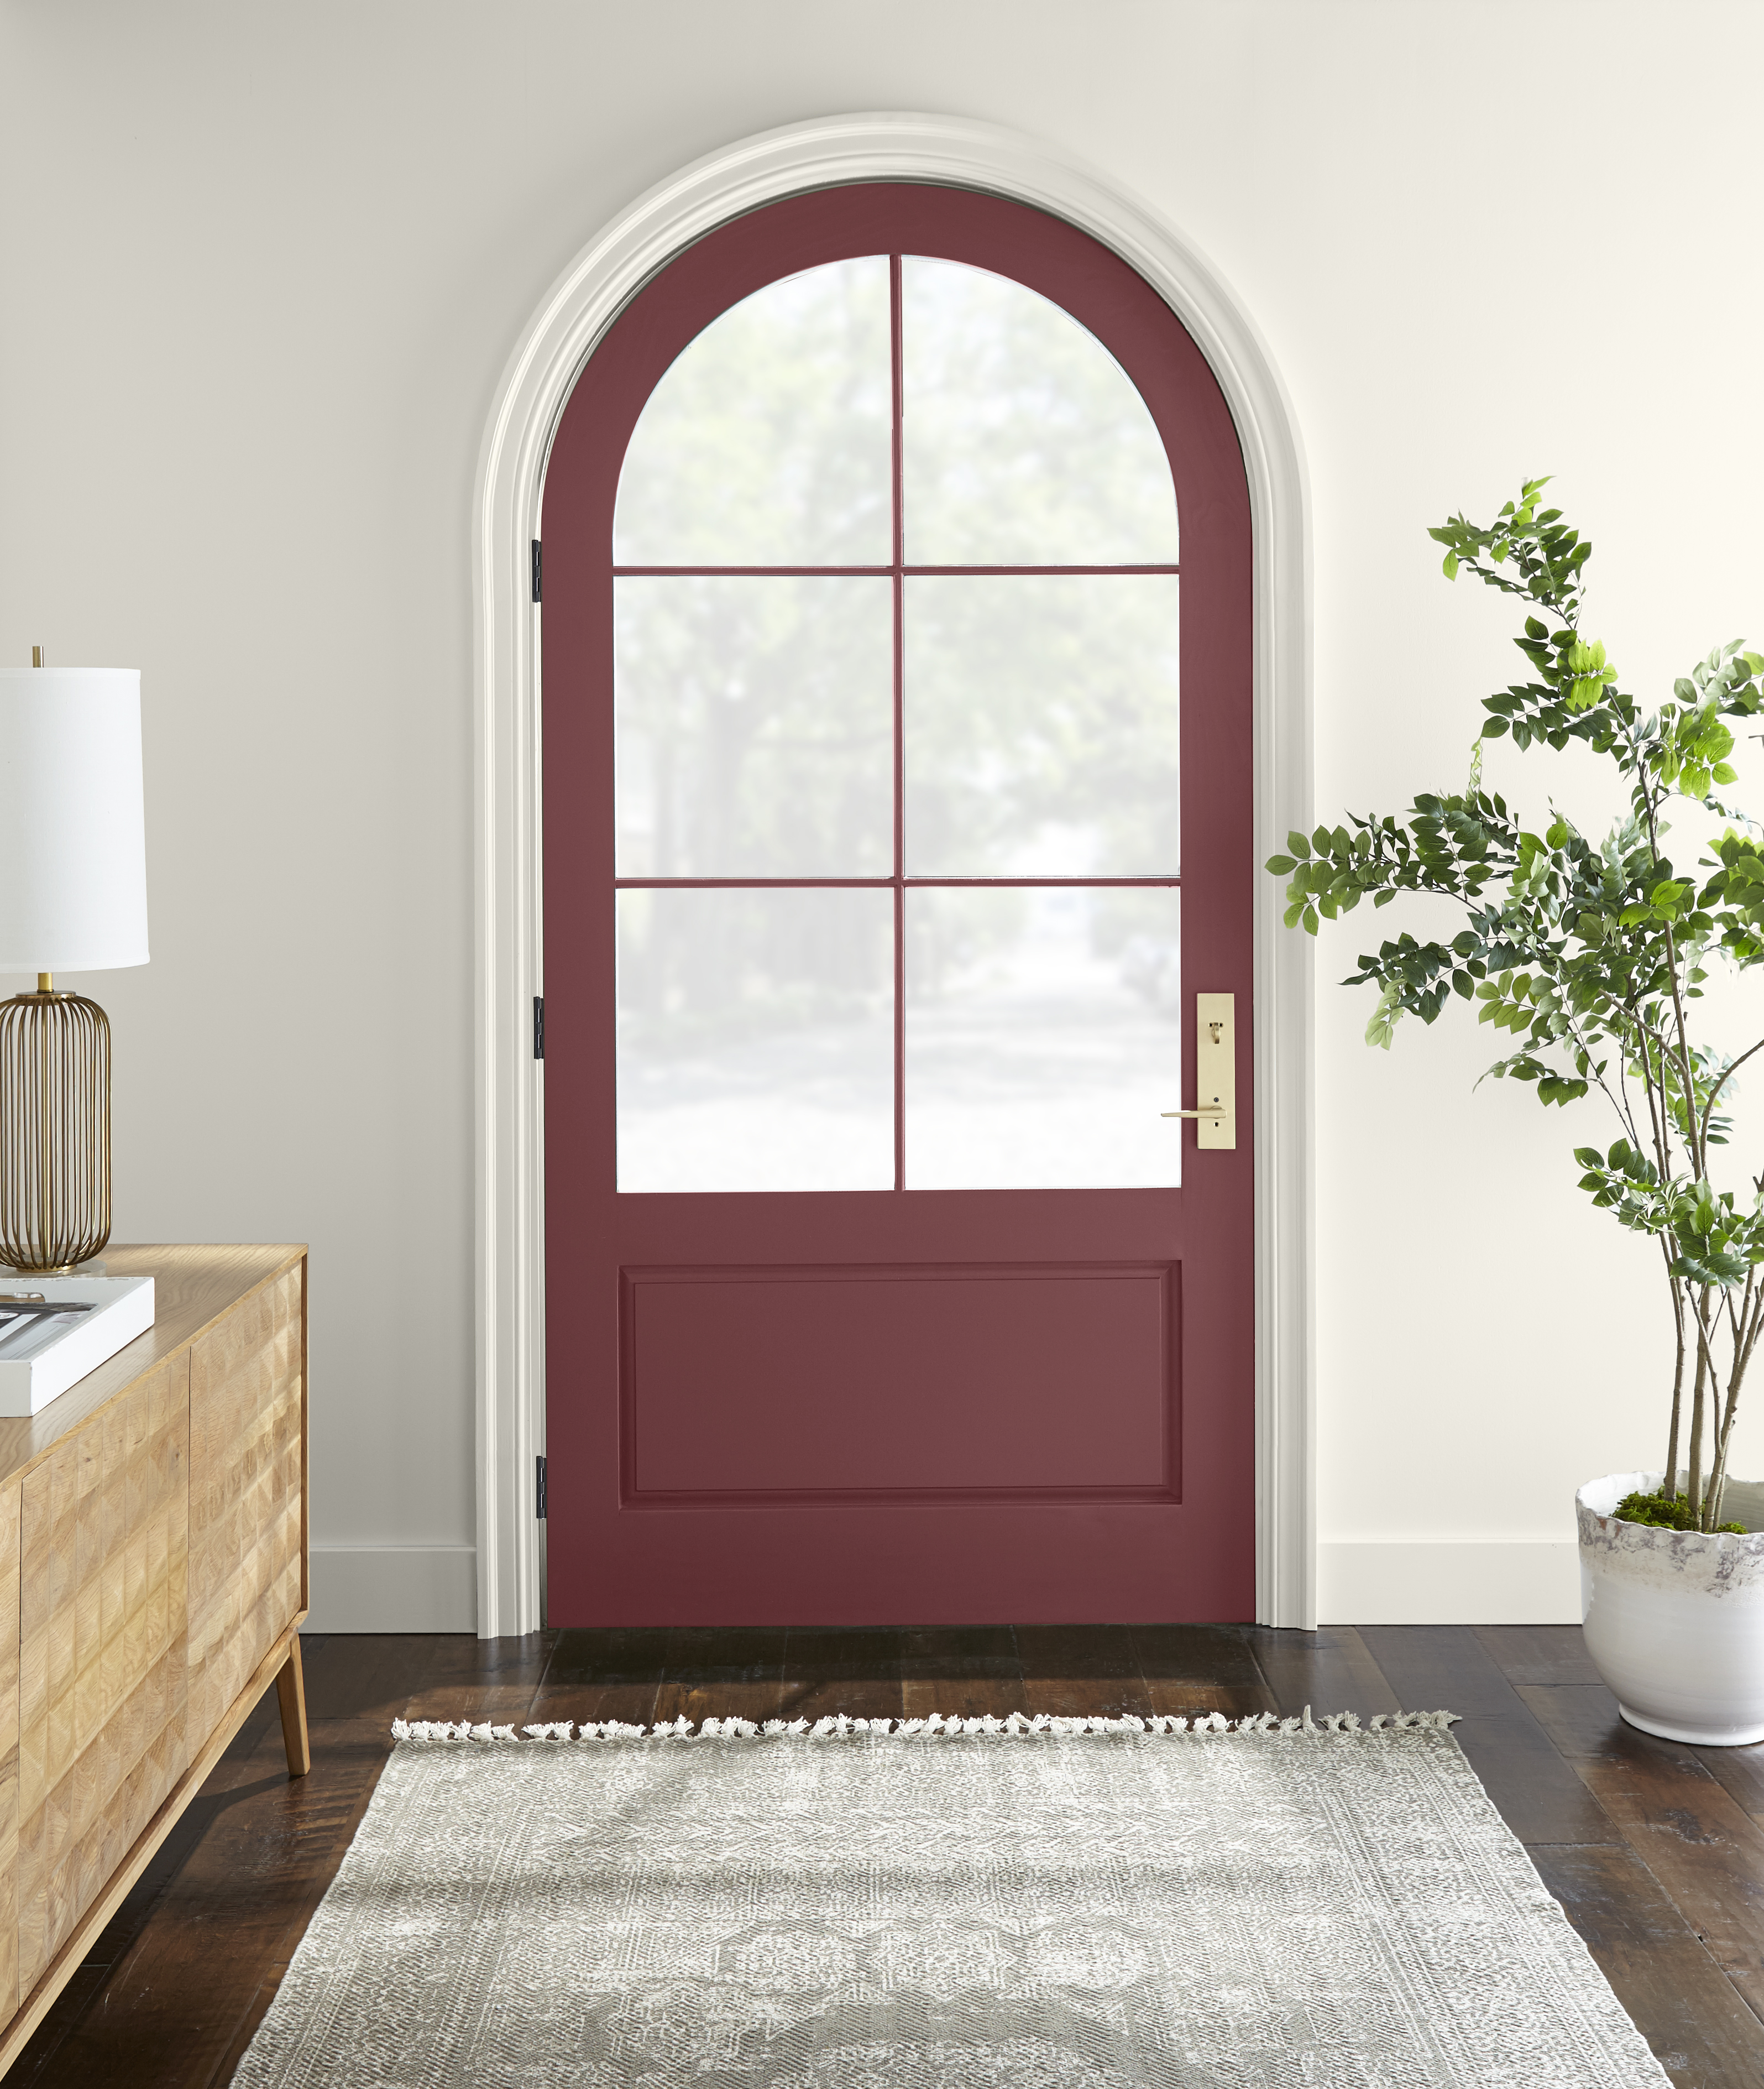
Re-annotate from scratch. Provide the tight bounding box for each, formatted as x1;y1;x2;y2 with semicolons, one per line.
275;1636;311;1778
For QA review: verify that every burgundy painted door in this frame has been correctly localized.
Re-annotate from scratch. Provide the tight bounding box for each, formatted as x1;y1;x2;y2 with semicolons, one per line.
542;184;1253;1625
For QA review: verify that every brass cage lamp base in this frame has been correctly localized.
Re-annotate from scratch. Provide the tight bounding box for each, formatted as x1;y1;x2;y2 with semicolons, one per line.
0;988;112;1273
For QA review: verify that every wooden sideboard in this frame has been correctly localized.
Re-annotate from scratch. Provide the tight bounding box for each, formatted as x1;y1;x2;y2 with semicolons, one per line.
0;1245;308;2074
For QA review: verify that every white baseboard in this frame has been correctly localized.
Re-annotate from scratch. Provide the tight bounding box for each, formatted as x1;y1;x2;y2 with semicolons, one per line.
1318;1540;1580;1626
306;1546;478;1633
307;1540;1578;1632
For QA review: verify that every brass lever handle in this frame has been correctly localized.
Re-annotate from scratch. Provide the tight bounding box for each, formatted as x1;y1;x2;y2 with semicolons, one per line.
1177;993;1236;1148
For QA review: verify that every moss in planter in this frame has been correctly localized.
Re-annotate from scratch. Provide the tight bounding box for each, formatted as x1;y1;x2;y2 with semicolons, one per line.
1614;1488;1746;1535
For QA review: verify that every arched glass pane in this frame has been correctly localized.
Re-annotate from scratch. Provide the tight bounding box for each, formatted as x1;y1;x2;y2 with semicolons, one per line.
615;576;893;877
903;574;1180;875
605;227;1193;1197
902;257;1179;566
614;256;892;566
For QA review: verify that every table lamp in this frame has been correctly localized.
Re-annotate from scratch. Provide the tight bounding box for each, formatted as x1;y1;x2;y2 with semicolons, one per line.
0;653;149;1272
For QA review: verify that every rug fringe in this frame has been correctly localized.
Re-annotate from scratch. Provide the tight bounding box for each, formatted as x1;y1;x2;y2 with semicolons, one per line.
389;1707;1461;1744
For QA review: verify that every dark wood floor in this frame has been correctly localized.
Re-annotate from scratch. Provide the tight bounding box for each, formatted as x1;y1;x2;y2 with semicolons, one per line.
9;1622;1764;2087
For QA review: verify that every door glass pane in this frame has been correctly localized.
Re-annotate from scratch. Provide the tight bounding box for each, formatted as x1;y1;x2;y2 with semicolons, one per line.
905;886;1181;1189
617;887;894;1192
616;577;893;876
902;257;1179;567
903;575;1180;875
614;256;892;566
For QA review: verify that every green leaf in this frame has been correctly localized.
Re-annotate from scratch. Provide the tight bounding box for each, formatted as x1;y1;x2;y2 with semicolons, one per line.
1287;831;1311;860
1265;855;1296;874
1365;983;1403;1049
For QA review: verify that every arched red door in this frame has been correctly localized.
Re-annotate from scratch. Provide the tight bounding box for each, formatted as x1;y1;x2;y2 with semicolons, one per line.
541;184;1253;1625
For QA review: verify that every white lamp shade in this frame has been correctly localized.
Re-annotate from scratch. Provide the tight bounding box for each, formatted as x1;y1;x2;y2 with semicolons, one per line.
0;669;149;973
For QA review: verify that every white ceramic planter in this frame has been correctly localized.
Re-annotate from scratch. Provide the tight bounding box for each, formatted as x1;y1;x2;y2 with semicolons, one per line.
1578;1470;1764;1746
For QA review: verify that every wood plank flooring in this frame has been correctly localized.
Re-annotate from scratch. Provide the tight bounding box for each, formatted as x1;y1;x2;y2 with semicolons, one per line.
7;1622;1762;2087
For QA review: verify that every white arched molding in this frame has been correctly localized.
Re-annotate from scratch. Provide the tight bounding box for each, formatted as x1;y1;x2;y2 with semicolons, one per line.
472;113;1315;1638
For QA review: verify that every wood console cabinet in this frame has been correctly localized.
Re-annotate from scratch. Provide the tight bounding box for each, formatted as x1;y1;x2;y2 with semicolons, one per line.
0;1245;309;2074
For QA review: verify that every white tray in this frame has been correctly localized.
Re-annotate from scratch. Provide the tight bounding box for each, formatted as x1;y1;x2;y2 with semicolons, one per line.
0;1277;156;1416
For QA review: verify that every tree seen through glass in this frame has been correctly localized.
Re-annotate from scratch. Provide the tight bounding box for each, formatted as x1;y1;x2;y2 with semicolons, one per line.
610;250;1185;1191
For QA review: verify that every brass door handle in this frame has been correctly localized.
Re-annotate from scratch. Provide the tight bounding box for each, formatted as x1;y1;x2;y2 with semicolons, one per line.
1160;993;1236;1150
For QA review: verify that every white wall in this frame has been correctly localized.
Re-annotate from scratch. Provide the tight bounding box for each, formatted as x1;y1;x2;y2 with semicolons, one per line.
3;0;1761;1629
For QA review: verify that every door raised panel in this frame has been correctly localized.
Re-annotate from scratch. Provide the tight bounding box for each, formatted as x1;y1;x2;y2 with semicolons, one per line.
15;1351;188;1993
621;1263;1178;1502
188;1266;303;1747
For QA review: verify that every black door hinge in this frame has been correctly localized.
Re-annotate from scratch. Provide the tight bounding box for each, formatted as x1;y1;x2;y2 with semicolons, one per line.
533;995;545;1060
536;1454;548;1520
531;539;542;603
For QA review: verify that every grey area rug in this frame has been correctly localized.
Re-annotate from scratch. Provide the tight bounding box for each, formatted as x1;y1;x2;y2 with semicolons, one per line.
232;1709;1669;2089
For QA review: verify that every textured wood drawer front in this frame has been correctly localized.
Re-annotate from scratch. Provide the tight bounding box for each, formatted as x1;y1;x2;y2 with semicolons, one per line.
188;1266;303;1748
15;1353;189;1993
0;1484;20;2026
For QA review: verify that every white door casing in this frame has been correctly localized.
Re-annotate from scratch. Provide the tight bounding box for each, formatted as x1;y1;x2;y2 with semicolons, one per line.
472;112;1315;1639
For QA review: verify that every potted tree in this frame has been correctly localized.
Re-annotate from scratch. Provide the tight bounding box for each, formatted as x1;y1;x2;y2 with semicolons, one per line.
1273;481;1764;1743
